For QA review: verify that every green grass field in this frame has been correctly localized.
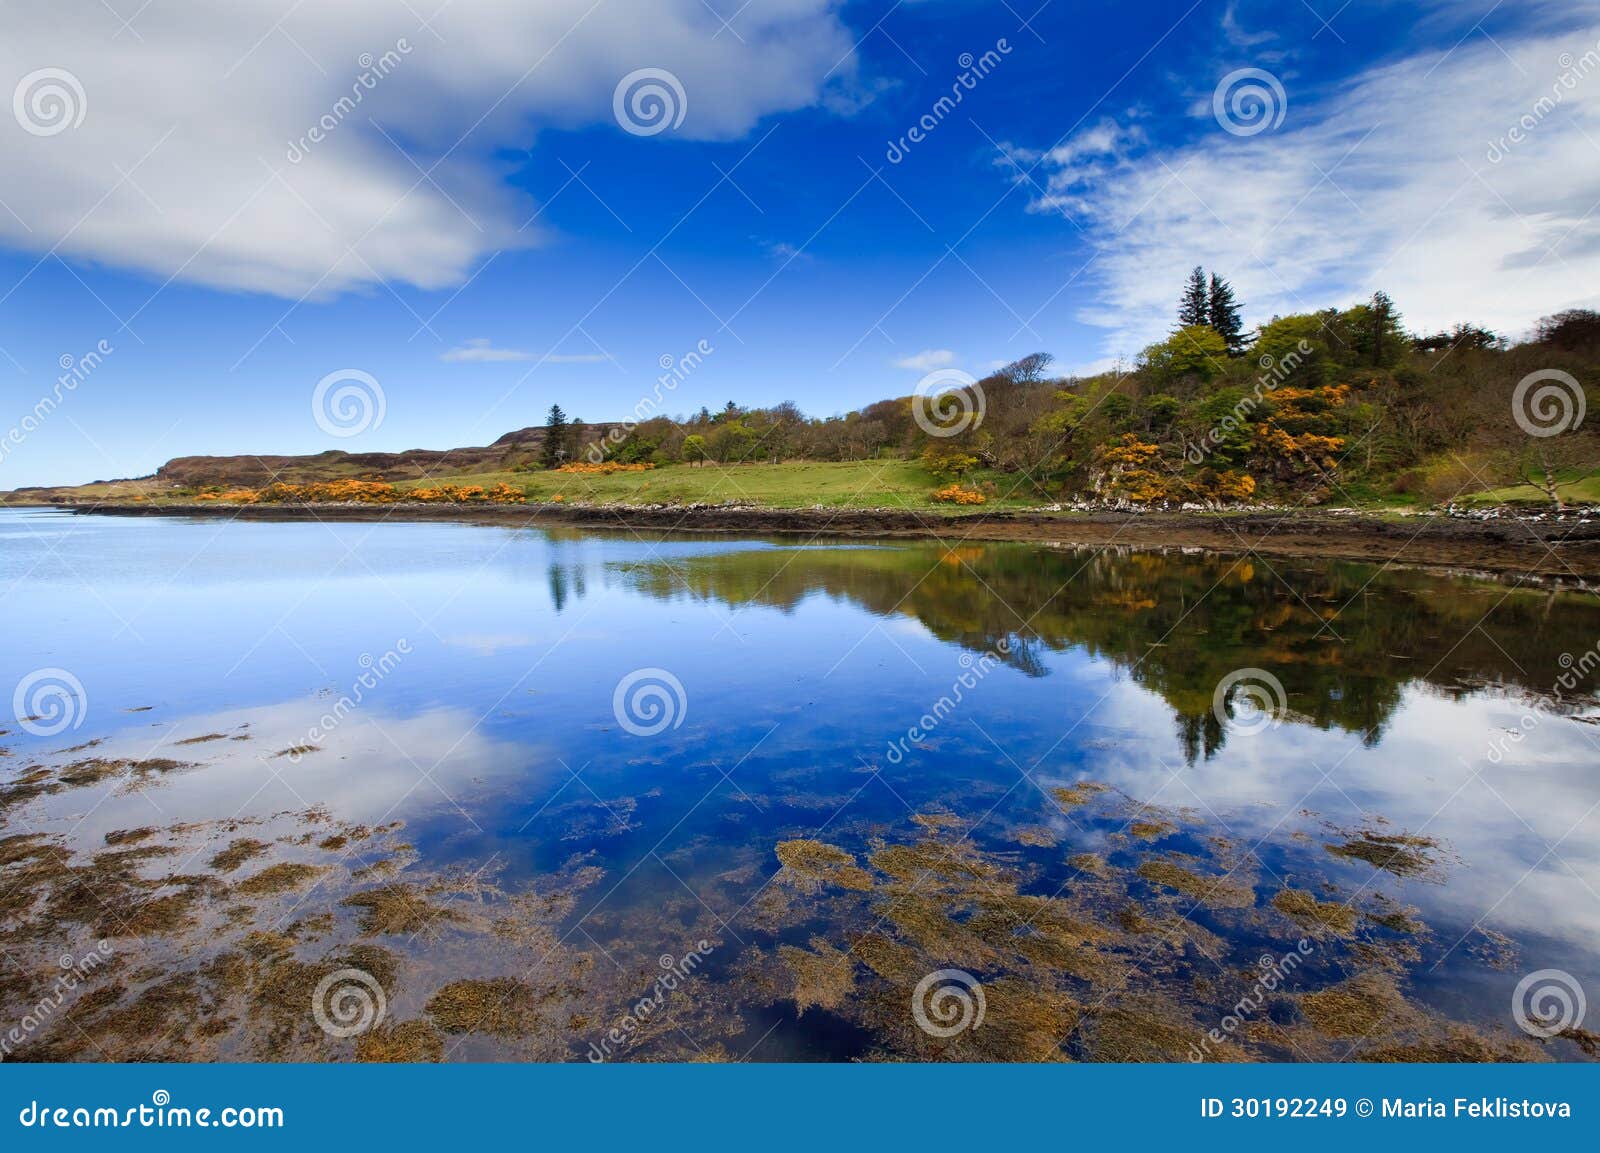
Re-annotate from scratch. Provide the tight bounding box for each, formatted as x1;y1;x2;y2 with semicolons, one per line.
1455;469;1600;507
396;460;1044;511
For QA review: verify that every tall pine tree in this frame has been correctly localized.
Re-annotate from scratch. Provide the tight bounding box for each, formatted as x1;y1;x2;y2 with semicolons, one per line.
1369;291;1400;367
542;404;568;470
1178;266;1210;327
1208;273;1246;356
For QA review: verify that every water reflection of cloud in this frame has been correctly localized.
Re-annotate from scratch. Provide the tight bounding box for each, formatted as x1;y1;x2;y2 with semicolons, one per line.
441;632;540;656
36;700;543;839
1073;679;1600;953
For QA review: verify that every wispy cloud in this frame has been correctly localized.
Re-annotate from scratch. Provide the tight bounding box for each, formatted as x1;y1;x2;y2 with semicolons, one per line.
1010;24;1600;358
440;338;609;364
893;348;957;371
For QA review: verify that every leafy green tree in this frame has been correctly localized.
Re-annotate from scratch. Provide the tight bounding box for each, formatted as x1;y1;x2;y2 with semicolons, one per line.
1144;325;1228;385
542;404;568;470
681;434;707;466
1255;314;1338;386
1178;267;1209;328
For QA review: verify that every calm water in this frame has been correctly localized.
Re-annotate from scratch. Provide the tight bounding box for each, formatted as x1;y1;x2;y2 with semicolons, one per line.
2;508;1598;1062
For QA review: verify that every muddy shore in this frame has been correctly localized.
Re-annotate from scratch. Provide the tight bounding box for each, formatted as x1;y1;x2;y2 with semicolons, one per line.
57;501;1600;582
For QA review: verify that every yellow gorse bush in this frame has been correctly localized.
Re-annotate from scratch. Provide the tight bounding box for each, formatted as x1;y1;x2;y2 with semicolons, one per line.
554;461;655;475
931;483;986;505
253;479;526;504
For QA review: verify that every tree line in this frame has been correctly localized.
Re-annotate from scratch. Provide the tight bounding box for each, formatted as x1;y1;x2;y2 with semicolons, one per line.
529;286;1597;508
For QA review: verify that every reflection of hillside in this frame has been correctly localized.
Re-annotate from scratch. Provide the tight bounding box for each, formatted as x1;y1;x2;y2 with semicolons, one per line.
610;544;1600;762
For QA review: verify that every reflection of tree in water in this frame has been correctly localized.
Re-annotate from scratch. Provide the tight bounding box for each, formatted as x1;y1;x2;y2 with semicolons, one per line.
546;562;588;614
611;543;1600;762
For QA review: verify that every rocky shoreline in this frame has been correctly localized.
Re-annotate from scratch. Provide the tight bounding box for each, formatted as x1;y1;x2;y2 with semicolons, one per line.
51;500;1600;582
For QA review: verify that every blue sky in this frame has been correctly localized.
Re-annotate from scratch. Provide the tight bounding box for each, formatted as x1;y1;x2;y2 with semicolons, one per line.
2;0;1597;487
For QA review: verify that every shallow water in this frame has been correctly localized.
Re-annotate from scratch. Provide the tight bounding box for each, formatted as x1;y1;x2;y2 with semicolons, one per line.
2;508;1598;1062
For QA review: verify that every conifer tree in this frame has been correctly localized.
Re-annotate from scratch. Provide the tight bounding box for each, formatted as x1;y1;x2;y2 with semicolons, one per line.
542;404;568;470
1208;273;1246;356
1178;266;1210;328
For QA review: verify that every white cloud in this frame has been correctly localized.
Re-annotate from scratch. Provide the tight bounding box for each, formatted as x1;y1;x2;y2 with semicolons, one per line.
442;338;614;363
441;338;534;363
0;1;860;298
1014;25;1600;357
893;348;957;371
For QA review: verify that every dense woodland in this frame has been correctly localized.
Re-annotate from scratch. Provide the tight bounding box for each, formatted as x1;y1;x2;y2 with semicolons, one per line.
564;278;1600;508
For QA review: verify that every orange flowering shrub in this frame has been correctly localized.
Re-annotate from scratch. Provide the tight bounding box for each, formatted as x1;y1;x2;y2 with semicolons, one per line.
1207;470;1257;501
258;480;400;503
1094;435;1172;502
1257;426;1346;470
555;461;654;475
252;479;529;504
931;483;986;505
195;488;261;503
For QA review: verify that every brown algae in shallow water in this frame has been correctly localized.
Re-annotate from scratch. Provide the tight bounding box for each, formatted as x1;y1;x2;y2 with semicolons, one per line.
1136;858;1255;909
1067;853;1107;876
356;1020;445;1062
1299;972;1412;1038
1051;781;1109;809
1271;888;1358;935
779;937;855;1014
342;884;461;936
773;839;874;892
1014;826;1058;848
104;827;158;846
233;862;324;897
210;838;270;872
1324;829;1441;878
426;978;543;1035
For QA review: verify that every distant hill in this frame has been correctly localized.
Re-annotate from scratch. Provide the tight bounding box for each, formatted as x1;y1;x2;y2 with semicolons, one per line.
2;422;625;502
